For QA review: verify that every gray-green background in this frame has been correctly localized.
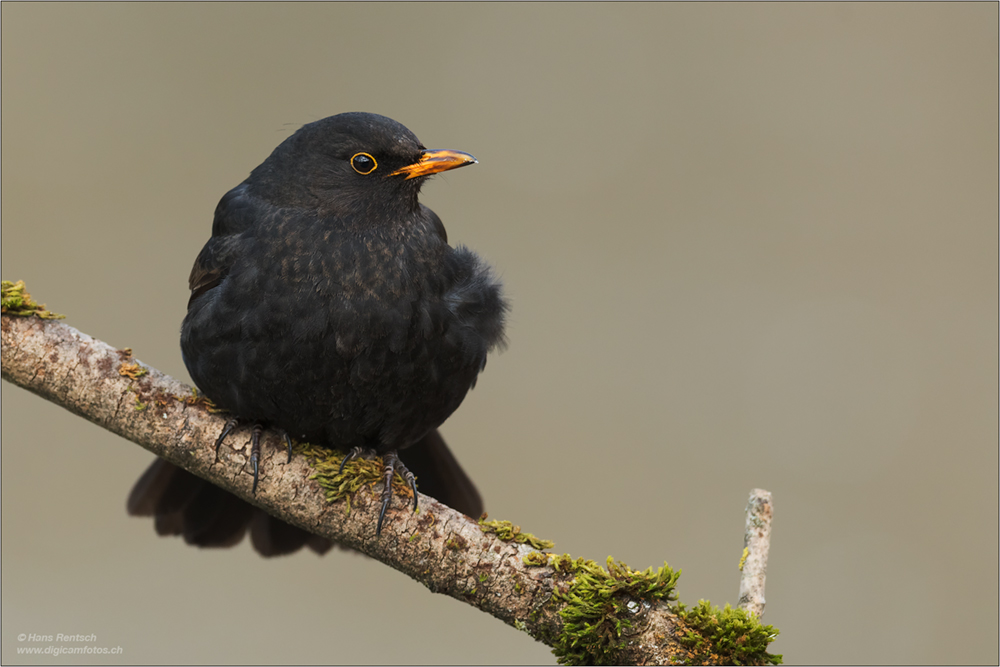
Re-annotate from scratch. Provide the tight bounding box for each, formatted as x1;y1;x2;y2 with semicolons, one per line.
2;4;997;664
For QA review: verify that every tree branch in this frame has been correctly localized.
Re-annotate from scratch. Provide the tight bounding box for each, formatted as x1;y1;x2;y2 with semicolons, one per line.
2;306;781;665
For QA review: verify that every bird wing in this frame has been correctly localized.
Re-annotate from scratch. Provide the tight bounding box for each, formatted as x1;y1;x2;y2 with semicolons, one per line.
187;235;246;306
187;184;260;306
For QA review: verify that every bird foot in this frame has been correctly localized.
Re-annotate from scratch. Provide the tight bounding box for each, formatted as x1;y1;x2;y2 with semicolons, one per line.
214;417;294;494
338;447;418;536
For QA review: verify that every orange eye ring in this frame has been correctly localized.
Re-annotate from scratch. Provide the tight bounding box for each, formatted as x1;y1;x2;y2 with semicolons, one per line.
351;152;378;175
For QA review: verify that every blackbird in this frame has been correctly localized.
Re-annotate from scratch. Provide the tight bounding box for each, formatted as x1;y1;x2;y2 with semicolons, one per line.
128;112;507;553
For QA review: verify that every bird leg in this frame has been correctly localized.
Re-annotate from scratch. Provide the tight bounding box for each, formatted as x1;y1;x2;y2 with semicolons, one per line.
378;451;418;536
337;447;418;536
213;418;294;495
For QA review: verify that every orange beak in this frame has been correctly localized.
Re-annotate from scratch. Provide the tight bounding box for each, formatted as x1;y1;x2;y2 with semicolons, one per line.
390;149;478;180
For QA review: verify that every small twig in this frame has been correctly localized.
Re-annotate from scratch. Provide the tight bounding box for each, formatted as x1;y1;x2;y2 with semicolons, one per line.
738;488;773;618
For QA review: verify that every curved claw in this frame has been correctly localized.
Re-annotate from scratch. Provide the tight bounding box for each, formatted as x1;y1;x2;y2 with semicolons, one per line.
251;455;259;495
338;446;364;475
214;417;242;455
409;475;419;513
376;491;392;537
282;432;293;463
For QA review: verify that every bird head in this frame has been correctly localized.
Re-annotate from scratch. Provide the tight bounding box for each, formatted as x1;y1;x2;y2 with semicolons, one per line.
245;112;476;221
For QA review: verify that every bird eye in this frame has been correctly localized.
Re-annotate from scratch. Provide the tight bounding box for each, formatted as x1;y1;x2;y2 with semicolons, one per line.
351;152;378;175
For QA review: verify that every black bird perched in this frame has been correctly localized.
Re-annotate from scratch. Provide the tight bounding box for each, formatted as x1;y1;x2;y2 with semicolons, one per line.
129;112;507;553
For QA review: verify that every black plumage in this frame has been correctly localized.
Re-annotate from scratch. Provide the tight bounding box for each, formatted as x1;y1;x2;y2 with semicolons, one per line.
129;112;507;552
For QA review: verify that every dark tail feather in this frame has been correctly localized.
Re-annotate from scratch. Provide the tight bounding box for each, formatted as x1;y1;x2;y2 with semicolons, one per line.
128;456;200;519
401;428;483;519
250;511;309;556
181;483;254;548
127;458;332;556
